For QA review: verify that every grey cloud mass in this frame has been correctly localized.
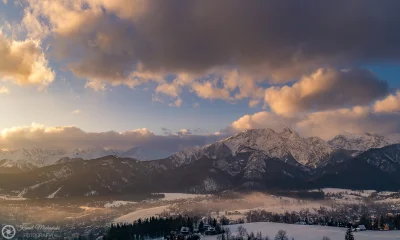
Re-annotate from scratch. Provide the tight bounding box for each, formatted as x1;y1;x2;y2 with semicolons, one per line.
264;68;389;116
26;0;400;83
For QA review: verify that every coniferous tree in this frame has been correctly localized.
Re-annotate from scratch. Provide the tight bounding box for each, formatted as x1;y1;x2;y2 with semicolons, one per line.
199;221;204;233
248;232;255;240
237;226;248;239
256;231;262;240
274;230;288;240
345;228;354;240
224;227;232;240
379;215;385;229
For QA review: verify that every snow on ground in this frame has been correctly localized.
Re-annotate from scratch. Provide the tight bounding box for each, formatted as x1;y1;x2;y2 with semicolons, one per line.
113;205;169;223
213;202;327;221
160;193;206;201
47;187;62;198
104;201;137;208
203;222;400;240
378;191;399;196
0;195;28;201
320;188;376;197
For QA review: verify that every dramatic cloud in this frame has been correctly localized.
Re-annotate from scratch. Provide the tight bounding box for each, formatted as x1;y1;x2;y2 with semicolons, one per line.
0;123;223;152
228;106;400;140
295;106;400;140
0;31;54;88
20;0;400;100
264;68;388;116
374;91;400;113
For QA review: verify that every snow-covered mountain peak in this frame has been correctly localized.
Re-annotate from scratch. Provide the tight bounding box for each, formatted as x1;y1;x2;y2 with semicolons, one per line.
280;127;301;140
170;128;333;168
218;128;333;167
328;132;400;151
0;146;174;170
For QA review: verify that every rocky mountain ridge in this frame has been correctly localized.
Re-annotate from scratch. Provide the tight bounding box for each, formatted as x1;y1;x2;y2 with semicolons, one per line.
1;128;400;198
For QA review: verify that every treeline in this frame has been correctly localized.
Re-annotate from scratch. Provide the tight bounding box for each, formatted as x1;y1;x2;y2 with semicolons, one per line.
358;213;400;230
245;209;349;227
217;225;337;240
245;209;400;230
103;216;222;240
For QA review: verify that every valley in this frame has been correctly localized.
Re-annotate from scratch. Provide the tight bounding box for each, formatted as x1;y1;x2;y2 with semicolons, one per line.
1;190;400;238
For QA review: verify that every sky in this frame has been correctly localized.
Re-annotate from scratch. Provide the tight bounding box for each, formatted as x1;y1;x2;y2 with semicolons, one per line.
1;0;400;151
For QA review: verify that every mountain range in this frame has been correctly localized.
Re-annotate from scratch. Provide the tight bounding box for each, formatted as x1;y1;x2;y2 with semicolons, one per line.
1;128;400;199
0;146;173;173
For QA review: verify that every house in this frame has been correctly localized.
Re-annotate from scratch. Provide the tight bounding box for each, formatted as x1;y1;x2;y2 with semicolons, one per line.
295;221;307;225
357;225;367;231
180;227;190;235
205;227;217;235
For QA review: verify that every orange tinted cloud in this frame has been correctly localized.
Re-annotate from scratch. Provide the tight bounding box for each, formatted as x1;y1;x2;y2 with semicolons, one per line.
0;31;54;88
264;68;388;116
374;91;400;113
0;123;221;151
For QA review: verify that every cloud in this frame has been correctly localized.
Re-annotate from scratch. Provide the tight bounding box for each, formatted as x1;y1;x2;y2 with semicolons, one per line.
72;109;81;114
191;81;231;100
161;127;171;135
0;31;54;88
264;68;388;116
227;106;400;140
20;0;400;99
294;106;393;140
0;123;223;152
156;83;181;98
0;86;9;94
168;98;182;107
85;80;106;91
229;111;296;133
177;129;192;136
374;91;400;113
249;99;260;108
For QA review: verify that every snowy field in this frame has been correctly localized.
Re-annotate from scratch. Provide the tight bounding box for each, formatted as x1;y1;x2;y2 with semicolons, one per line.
203;222;400;240
113;205;169;223
160;193;207;201
104;201;137;208
0;195;27;201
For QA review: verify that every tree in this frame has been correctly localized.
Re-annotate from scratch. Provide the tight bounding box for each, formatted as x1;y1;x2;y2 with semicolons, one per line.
345;228;354;240
322;237;331;240
274;230;288;240
220;216;230;225
213;219;218;227
256;231;262;240
237;226;248;239
199;221;204;233
373;217;379;230
218;234;226;240
248;232;255;240
379;215;385;229
224;227;232;240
